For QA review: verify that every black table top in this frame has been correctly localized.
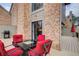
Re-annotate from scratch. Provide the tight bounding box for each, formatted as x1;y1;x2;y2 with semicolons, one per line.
17;43;30;51
17;42;36;51
16;41;36;56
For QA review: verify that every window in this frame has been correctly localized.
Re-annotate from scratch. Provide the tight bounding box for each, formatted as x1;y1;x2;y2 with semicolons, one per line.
32;3;43;12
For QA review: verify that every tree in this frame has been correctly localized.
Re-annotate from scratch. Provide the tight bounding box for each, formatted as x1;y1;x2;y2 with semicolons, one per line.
72;15;77;24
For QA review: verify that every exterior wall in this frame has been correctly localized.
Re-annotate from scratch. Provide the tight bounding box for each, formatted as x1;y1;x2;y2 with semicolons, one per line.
31;7;44;22
11;4;25;39
0;5;16;39
0;6;11;25
11;3;61;50
44;4;61;50
0;25;16;39
11;4;18;26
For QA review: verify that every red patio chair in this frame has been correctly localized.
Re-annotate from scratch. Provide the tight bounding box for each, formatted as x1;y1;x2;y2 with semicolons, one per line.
37;34;45;41
33;34;45;45
28;39;52;56
0;40;23;56
12;34;23;46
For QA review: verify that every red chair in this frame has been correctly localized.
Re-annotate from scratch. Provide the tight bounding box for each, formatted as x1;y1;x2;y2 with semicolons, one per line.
12;34;23;46
28;39;52;56
44;39;52;55
71;23;76;32
37;35;45;41
0;40;23;56
33;35;45;45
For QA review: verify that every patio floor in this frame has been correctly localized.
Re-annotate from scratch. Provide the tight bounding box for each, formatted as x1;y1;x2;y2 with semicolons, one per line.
47;49;79;56
48;36;79;56
1;36;79;56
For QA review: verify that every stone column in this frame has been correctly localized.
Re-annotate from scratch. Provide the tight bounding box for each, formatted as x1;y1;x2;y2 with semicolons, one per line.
44;3;61;50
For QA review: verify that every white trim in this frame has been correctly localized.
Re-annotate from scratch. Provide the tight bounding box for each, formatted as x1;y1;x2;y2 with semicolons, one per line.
60;3;66;50
43;3;45;34
59;4;62;50
32;8;44;15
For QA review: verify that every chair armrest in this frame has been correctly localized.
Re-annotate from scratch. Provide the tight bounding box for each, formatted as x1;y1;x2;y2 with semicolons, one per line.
7;48;22;56
43;44;48;53
5;44;13;48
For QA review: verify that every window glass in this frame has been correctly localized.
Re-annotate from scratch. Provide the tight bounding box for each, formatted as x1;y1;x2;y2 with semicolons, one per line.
32;3;43;12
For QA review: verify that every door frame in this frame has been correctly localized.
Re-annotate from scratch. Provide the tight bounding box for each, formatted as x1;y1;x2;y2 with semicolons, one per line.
31;20;42;41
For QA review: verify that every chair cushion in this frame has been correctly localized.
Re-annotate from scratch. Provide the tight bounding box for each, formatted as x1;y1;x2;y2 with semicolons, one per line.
13;34;23;43
7;47;23;56
0;40;7;56
37;35;45;41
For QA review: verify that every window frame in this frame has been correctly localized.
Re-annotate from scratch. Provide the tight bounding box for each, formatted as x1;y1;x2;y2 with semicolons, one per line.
32;3;43;12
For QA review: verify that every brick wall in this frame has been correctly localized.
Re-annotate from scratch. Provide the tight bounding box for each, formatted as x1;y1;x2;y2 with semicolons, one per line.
44;4;61;50
0;6;11;25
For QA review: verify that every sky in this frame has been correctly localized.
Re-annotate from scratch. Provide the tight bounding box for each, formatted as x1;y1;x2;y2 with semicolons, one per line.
0;3;11;11
66;3;79;17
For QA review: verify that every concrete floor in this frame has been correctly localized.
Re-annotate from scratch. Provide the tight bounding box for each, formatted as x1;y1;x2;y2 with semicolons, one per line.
61;36;79;53
47;49;79;56
47;36;79;56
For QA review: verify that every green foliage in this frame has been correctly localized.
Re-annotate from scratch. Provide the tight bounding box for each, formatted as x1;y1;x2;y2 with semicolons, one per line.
72;16;77;24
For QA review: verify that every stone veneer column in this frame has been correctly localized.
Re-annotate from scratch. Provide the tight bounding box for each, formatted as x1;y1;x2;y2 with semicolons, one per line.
23;4;31;40
11;4;18;26
17;4;25;39
44;4;61;50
